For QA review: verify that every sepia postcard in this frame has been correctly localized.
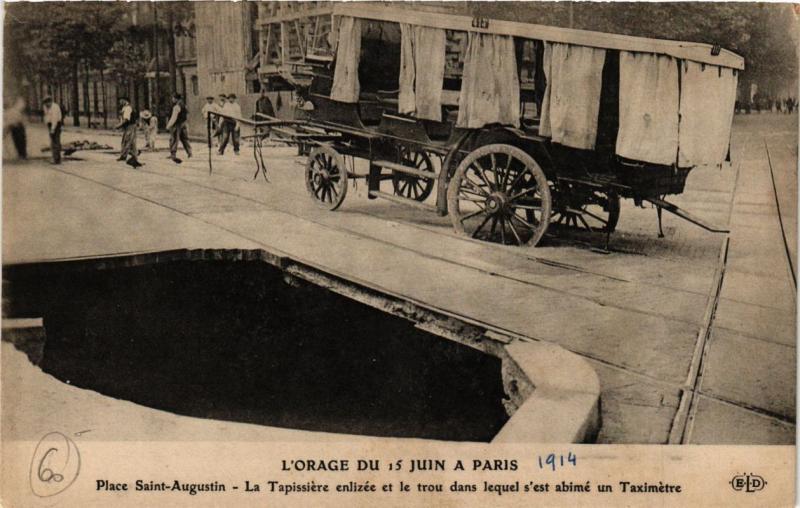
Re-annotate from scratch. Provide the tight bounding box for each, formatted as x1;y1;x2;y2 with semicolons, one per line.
1;1;797;506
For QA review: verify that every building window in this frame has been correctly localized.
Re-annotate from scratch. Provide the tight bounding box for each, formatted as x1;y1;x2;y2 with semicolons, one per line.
191;75;199;96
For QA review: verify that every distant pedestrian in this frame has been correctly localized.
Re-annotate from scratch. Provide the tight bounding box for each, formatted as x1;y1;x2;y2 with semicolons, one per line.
115;97;142;168
218;93;241;155
4;96;27;160
140;109;158;150
42;96;62;164
166;93;192;163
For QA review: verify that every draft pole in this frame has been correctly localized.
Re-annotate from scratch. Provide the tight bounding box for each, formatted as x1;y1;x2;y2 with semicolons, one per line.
207;113;213;174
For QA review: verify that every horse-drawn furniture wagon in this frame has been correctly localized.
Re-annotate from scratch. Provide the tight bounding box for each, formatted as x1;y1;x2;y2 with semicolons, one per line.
212;4;743;248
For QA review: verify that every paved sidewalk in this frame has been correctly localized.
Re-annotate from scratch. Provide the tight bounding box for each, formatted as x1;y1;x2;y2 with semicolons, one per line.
686;115;797;444
2;117;795;443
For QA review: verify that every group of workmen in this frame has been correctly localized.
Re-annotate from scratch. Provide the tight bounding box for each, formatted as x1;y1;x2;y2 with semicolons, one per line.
201;88;276;155
115;93;193;168
38;88;276;168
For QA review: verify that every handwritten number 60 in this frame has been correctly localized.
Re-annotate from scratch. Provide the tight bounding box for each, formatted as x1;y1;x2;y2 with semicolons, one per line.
38;448;65;483
30;432;80;497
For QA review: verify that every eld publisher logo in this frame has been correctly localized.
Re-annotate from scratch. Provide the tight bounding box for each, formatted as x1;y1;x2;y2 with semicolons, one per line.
729;473;767;493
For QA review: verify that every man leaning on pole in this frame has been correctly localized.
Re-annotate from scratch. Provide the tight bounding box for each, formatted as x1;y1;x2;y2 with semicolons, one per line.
218;93;241;156
201;96;218;147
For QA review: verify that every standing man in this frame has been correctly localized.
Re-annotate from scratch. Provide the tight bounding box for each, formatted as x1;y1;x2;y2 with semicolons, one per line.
218;93;241;156
4;96;27;160
115;97;142;168
140;109;157;151
214;94;227;146
201;96;218;146
42;96;62;164
255;87;275;138
255;87;275;119
166;93;192;163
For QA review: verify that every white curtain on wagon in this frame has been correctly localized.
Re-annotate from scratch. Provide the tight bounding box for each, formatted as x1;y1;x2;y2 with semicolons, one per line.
540;42;606;150
398;24;447;121
331;16;362;103
616;52;680;166
678;61;738;167
456;32;520;129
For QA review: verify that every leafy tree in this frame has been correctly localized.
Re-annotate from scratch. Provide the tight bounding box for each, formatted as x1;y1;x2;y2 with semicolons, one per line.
4;3;71;107
80;3;126;126
106;26;151;107
5;2;128;126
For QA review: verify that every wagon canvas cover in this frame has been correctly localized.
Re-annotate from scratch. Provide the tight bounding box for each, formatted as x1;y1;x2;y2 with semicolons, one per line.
331;3;744;167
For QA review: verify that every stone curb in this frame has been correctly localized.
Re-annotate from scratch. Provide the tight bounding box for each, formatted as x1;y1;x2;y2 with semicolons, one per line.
493;339;601;443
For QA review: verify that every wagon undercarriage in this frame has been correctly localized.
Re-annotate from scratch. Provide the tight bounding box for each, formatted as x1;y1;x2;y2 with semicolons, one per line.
211;112;729;251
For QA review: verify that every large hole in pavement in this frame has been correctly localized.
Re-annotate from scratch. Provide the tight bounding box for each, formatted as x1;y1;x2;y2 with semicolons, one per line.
4;259;509;441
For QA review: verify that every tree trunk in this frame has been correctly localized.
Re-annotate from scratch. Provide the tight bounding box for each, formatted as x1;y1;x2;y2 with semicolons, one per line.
83;61;91;127
100;67;108;129
31;75;41;112
167;9;177;96
71;62;80;126
93;81;99;117
132;79;139;111
153;3;160;118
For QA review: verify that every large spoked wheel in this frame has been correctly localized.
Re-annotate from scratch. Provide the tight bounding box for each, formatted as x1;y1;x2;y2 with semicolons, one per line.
447;144;551;247
551;188;621;233
305;145;348;211
391;148;435;202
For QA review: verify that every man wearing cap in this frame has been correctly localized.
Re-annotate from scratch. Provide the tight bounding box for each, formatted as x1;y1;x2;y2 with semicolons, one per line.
140;109;158;151
166;93;192;163
42;96;62;164
115;97;142;168
218;93;241;155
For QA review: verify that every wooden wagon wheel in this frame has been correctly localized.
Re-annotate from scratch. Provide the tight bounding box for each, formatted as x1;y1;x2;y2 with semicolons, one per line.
391;147;435;202
305;145;348;211
447;144;551;247
551;189;620;233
